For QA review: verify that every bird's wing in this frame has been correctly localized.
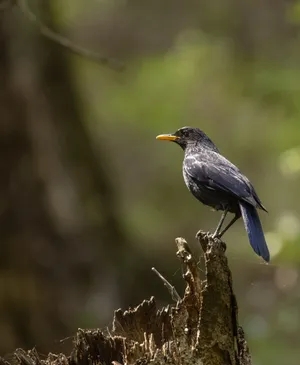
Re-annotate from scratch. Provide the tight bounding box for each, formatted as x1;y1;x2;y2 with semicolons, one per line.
184;152;264;209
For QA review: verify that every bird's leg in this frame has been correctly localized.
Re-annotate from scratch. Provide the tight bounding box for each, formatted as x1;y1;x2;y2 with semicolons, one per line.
217;212;241;238
212;207;228;238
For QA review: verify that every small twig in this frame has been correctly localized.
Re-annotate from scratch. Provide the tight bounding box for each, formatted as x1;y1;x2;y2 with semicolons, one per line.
151;267;181;302
57;334;75;344
17;0;124;70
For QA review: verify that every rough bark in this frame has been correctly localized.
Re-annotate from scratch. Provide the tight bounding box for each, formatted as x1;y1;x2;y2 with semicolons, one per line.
0;232;252;365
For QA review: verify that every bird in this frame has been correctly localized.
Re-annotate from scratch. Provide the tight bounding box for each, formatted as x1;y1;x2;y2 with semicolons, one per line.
156;126;270;262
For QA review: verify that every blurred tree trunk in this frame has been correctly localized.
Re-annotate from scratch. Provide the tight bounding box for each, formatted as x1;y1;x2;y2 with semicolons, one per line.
0;1;127;354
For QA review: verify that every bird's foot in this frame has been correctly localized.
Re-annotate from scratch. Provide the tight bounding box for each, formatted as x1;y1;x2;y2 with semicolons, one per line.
212;231;221;239
196;230;222;241
196;230;227;253
196;230;210;240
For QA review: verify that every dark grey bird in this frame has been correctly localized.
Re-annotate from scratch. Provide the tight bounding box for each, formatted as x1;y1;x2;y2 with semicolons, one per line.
156;126;270;262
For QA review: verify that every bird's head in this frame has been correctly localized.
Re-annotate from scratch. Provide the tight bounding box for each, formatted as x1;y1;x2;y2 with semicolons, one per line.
156;127;217;151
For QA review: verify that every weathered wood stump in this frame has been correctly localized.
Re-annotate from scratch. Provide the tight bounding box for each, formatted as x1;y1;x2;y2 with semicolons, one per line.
0;231;252;365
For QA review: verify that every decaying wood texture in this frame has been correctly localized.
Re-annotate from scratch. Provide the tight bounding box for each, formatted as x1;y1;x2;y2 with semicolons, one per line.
0;231;252;365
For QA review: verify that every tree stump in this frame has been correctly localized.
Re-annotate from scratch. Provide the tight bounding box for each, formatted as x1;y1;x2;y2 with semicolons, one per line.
0;231;252;365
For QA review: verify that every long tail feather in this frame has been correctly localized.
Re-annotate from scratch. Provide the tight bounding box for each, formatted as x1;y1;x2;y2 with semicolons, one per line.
239;202;270;262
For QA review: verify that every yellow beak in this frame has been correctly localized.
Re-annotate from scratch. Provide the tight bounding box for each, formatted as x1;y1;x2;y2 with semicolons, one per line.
156;134;179;141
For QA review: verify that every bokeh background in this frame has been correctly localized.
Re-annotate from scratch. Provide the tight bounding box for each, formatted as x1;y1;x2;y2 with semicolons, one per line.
1;0;300;364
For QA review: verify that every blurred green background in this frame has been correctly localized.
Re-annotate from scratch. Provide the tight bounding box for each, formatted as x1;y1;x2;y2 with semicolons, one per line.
1;0;300;364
